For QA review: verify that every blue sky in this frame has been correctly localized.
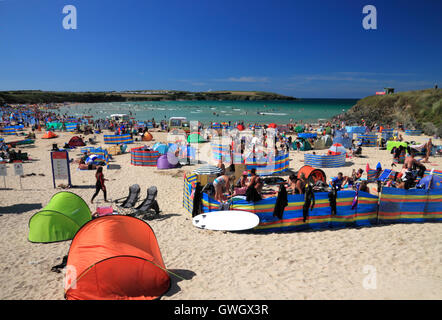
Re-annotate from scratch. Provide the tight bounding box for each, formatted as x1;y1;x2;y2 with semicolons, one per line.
0;0;441;98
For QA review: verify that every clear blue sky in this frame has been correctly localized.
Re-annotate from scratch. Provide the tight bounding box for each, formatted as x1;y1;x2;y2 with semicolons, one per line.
1;0;441;98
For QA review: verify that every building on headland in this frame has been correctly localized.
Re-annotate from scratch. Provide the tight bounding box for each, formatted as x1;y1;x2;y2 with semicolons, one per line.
375;87;395;95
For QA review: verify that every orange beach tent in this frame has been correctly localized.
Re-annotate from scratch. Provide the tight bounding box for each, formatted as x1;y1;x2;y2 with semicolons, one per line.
65;215;170;300
297;165;326;184
42;131;58;139
142;132;153;141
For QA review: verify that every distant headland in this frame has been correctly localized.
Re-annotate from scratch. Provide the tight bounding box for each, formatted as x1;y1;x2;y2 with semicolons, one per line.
0;90;297;104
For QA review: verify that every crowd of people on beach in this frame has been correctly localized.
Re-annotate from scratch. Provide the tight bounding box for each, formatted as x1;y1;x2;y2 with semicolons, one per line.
1;103;439;207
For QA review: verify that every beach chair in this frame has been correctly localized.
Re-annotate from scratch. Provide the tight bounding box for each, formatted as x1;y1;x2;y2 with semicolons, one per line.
377;169;396;182
132;186;161;220
114;184;141;215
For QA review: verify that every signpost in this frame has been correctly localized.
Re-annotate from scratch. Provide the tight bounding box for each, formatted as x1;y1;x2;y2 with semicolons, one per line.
51;151;72;188
0;163;7;188
13;162;23;189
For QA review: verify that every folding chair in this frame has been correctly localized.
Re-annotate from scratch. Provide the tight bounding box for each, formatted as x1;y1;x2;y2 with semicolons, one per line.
114;184;141;215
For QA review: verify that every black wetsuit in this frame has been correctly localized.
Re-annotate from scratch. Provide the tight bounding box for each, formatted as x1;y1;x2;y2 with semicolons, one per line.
303;183;315;222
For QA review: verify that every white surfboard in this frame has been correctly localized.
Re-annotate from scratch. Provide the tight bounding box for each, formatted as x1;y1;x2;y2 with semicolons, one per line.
192;210;260;231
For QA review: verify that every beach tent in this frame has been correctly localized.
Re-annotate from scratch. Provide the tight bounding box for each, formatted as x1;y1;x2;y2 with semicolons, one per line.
153;143;169;155
156;154;176;169
328;143;347;155
322;135;333;148
313;138;326;150
268;123;277;129
42;131;58;139
294;126;304;133
46;122;63;131
187;133;206;143
28;192;92;243
107;145;122;156
65;215;170;300
301;139;312;151
142;132;153;141
386;141;408;151
68;136;86;148
237;124;245;131
297;165;326;183
417;175;442;190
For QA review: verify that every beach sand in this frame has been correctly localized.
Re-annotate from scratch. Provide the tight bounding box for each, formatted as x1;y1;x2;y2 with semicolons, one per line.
0;130;441;300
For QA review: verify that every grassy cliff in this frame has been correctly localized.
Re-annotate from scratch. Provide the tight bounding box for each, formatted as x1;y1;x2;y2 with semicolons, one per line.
0;90;296;104
335;88;442;136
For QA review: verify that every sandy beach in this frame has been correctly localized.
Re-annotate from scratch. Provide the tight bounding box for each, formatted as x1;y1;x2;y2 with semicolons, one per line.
0;129;441;300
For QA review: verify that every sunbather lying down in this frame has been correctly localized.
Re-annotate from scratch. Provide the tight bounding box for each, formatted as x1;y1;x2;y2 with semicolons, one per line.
78;158;97;170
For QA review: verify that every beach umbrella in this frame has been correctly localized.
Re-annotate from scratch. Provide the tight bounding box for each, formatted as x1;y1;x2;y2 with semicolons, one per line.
417;175;442;190
192;165;223;175
237;124;245;131
328;143;347;154
268;123;277;129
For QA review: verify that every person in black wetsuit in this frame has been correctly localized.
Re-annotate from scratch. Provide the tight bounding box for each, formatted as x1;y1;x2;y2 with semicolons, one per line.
91;166;108;203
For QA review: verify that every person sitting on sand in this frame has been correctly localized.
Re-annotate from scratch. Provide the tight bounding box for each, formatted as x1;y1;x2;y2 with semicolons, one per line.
403;153;419;170
236;171;249;188
353;168;364;180
331;172;347;191
297;173;307;194
247;168;263;194
287;173;305;194
359;180;370;194
213;174;234;202
234;171;249;195
286;174;298;194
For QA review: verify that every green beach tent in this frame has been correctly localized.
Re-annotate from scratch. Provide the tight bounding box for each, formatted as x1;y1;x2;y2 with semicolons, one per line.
301;140;312;151
187;133;206;143
28;192;92;243
386;141;408;151
46;122;63;131
295;126;304;133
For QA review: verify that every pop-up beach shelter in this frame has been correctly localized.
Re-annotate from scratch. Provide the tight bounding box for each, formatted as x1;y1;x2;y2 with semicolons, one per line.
65;215;170;300
42;131;58;139
187;132;206;143
297;165;326;183
28;192;92;243
68;136;86;147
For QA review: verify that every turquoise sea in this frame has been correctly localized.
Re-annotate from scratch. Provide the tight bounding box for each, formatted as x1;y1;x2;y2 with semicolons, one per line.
58;99;357;124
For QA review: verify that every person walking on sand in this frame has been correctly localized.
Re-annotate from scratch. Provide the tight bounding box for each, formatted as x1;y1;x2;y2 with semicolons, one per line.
91;166;108;203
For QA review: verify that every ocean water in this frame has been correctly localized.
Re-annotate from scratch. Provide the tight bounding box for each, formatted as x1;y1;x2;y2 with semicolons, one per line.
57;99;357;124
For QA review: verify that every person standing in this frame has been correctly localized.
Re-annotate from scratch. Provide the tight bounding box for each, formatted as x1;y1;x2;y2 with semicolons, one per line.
91;166;108;203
